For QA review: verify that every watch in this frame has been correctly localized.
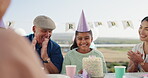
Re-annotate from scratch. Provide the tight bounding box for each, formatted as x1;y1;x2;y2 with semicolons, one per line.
43;58;50;63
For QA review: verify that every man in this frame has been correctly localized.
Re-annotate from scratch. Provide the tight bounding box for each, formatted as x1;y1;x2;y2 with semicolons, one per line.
26;15;63;74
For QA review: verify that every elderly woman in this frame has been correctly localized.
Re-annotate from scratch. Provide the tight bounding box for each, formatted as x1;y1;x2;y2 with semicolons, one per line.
127;16;148;72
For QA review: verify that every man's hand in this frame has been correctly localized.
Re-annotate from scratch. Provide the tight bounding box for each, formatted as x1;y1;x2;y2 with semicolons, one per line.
41;38;49;61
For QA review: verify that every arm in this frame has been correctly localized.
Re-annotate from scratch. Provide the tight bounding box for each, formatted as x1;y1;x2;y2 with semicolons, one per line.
41;38;60;74
127;60;138;72
98;51;107;73
43;61;59;74
140;63;148;72
127;50;143;72
102;58;107;73
30;35;61;73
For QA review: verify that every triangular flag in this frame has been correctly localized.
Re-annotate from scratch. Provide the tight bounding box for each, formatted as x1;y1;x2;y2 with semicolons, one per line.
65;23;75;31
6;21;15;29
107;21;117;28
94;21;103;27
122;20;134;29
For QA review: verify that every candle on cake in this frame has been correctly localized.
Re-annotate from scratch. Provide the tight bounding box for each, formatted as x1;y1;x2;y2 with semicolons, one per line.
82;56;104;77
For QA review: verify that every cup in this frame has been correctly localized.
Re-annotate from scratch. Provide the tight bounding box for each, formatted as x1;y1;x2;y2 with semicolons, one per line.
66;65;76;78
114;66;126;78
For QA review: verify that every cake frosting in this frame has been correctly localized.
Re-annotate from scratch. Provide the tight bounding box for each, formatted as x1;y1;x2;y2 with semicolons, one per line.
82;56;104;77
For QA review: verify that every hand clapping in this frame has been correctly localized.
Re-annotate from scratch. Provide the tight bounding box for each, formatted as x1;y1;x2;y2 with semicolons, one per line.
127;50;144;64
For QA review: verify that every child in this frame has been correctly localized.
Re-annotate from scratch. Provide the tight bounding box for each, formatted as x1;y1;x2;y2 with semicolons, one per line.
61;10;107;74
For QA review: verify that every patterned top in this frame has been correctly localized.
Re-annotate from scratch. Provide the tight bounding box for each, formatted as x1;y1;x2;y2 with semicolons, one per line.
61;48;107;74
132;42;148;72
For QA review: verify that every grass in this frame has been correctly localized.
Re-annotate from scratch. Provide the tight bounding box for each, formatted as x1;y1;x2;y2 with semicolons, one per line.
101;47;132;52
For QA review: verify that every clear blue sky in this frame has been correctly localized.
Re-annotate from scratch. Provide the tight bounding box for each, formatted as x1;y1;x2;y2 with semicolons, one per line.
3;0;148;39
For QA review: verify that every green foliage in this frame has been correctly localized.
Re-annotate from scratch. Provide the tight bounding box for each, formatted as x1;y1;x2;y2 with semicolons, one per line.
94;37;141;44
102;47;132;52
106;62;129;73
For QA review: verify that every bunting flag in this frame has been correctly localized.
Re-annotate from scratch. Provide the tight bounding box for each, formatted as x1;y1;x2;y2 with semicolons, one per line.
94;22;103;27
88;22;93;28
122;20;134;29
65;23;75;31
107;21;117;28
6;21;15;28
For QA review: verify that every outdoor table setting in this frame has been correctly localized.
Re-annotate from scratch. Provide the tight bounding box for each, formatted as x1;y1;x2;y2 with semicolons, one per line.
104;72;148;78
47;72;148;78
47;55;148;78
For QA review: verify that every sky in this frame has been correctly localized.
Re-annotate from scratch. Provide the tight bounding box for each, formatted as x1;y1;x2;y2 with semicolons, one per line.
3;0;148;39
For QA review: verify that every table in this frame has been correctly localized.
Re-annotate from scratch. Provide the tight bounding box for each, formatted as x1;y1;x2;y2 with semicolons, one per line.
47;73;148;78
104;73;148;78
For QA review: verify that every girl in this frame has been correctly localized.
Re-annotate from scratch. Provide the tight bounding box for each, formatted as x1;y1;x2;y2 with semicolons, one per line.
61;30;107;74
61;11;107;74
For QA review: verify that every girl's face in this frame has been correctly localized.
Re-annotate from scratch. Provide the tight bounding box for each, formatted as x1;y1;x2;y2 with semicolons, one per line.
76;32;93;52
139;20;148;42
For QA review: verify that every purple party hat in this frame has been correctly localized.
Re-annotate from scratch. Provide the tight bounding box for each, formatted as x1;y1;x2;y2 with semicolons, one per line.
77;10;90;32
0;19;5;28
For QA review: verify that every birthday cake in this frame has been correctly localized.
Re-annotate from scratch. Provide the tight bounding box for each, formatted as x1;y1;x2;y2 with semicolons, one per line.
82;56;104;77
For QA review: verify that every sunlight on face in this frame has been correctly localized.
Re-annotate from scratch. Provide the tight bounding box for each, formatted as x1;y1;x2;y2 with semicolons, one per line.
34;27;52;45
76;32;92;52
139;20;148;42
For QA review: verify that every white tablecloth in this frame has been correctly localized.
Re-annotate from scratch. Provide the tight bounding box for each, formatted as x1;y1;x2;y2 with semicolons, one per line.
104;73;148;78
47;73;148;78
47;74;70;78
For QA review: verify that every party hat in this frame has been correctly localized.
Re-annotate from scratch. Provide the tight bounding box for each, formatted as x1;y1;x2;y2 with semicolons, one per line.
0;19;5;28
77;10;90;32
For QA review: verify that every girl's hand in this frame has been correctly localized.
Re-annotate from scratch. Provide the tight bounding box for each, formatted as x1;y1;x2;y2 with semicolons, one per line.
78;69;83;74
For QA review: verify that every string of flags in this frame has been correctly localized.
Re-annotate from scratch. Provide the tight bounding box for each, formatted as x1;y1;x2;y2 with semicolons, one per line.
65;20;134;31
4;21;134;32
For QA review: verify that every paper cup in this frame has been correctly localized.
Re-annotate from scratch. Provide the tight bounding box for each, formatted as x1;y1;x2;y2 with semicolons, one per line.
114;66;126;78
66;65;76;78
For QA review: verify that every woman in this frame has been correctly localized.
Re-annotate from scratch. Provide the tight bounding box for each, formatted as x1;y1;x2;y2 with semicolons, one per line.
127;16;148;72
